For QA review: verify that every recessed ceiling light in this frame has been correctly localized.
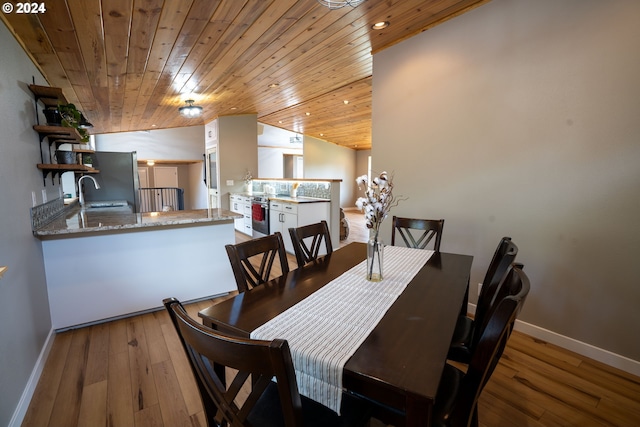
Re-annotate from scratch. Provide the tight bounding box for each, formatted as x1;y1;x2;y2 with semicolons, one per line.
278;120;283;124
343;100;349;105
230;107;237;110
320;133;324;137
371;21;390;30
305;112;311;116
268;83;279;88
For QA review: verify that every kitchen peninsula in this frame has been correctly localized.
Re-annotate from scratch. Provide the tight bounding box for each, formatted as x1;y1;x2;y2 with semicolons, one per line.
33;201;241;329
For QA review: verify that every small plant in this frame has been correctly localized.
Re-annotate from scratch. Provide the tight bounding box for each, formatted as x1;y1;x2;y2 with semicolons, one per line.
58;103;90;143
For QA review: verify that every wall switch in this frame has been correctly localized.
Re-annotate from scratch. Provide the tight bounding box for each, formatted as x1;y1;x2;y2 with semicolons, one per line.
41;189;47;204
32;191;37;207
226;180;234;186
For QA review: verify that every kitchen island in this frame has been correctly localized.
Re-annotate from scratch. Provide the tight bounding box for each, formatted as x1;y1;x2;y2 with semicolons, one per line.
34;204;241;329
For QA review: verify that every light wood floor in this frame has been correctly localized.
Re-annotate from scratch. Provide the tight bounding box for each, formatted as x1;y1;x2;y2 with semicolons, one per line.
22;212;640;426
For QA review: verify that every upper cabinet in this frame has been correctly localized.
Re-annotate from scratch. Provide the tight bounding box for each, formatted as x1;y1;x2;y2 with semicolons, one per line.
28;84;97;184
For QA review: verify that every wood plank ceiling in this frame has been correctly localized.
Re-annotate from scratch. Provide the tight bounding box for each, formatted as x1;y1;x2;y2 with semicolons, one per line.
2;0;489;150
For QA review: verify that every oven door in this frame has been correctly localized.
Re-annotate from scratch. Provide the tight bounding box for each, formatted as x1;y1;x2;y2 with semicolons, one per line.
251;202;269;235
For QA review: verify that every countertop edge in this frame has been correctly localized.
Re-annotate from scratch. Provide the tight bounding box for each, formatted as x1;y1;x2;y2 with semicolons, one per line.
33;208;241;240
230;193;330;204
267;196;330;204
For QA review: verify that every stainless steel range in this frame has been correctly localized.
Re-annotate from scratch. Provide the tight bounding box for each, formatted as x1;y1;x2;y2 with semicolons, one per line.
251;195;269;238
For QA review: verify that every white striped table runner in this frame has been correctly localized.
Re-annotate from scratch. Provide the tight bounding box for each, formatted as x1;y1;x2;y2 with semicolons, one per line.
250;245;434;413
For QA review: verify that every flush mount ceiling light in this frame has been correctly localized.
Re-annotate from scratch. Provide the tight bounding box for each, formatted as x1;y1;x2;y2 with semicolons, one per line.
317;0;365;10
178;99;203;118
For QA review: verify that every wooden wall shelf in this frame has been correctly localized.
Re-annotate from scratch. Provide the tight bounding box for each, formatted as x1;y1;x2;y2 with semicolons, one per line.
29;85;67;105
37;164;99;182
33;125;83;145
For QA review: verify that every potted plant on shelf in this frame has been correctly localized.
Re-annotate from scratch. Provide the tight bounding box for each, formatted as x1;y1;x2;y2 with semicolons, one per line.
58;103;90;143
82;154;93;168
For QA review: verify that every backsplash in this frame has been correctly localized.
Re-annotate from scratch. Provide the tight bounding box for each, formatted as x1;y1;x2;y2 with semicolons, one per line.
31;198;65;230
252;180;331;199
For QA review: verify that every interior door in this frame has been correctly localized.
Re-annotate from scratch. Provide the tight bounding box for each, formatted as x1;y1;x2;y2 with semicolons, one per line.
206;146;219;208
138;167;149;187
153;166;178;210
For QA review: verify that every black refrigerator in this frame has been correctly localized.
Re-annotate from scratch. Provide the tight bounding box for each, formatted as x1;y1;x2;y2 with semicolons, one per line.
83;151;140;212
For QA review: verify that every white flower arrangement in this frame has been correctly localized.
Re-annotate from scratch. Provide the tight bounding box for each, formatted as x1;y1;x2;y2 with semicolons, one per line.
356;171;401;233
244;170;253;185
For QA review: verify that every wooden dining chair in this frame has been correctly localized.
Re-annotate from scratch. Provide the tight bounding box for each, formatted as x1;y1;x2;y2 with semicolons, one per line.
163;298;373;427
225;232;290;293
391;216;445;251
433;265;530;427
288;220;333;268
447;237;519;364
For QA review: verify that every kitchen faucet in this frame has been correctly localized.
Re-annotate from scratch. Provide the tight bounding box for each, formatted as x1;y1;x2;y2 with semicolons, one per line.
77;175;100;206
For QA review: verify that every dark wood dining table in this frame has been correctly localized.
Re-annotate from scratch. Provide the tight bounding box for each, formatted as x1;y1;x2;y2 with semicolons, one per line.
198;242;473;427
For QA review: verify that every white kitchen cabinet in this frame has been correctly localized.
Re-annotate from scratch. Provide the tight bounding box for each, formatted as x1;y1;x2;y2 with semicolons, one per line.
270;200;330;254
243;203;253;235
230;194;252;235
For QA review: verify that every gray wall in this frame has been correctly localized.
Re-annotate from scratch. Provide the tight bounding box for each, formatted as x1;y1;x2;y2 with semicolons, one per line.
0;22;54;425
303;135;357;208
215;115;259;209
372;0;640;361
96;126;205;161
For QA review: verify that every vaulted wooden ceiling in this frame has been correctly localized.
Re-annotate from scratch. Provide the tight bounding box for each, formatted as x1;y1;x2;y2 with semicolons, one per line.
2;0;488;150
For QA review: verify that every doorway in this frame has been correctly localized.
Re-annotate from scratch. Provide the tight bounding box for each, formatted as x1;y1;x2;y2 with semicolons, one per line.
283;154;303;179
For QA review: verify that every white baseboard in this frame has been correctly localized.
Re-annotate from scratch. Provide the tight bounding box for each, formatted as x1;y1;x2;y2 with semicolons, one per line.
467;303;640;378
9;328;56;427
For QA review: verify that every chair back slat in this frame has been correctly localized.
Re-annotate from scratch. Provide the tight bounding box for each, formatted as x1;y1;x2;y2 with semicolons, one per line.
226;232;289;292
391;216;444;251
288;220;333;268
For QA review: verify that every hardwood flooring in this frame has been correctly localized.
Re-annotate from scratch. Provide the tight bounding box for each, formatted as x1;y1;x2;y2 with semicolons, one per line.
21;213;640;426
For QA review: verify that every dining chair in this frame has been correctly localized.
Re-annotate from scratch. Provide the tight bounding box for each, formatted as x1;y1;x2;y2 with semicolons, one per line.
447;237;519;364
163;298;373;427
391;216;445;251
225;231;290;293
288;220;333;268
433;264;530;427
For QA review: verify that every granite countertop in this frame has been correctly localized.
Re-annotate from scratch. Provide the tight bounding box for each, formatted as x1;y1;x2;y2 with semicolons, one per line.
34;206;241;239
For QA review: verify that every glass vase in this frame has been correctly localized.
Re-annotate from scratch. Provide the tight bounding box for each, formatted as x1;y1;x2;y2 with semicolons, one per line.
367;231;384;281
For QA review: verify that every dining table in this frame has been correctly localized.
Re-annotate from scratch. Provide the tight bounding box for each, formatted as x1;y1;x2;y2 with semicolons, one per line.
198;242;473;427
